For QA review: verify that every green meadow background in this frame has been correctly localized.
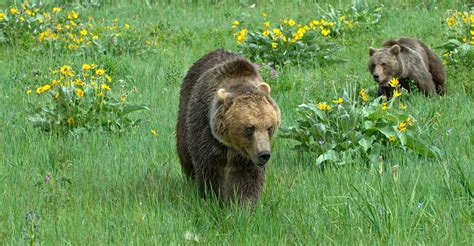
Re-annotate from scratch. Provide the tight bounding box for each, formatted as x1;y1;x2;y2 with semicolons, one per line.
1;0;472;244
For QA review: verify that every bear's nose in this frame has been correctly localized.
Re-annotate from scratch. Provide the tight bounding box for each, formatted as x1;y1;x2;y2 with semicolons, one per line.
373;74;380;81
258;151;271;166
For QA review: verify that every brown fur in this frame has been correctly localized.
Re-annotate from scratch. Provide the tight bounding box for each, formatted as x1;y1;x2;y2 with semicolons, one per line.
368;37;446;97
176;49;281;206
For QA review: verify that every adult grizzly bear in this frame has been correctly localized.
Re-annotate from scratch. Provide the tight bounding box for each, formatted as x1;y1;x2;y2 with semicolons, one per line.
176;49;281;205
368;37;446;97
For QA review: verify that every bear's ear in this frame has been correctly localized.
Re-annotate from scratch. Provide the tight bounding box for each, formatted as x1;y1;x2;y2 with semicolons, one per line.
257;82;271;95
217;88;230;103
369;47;377;56
390;44;400;55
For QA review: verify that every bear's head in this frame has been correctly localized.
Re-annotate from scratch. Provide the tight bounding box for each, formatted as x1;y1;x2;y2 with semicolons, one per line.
368;44;402;86
211;83;280;167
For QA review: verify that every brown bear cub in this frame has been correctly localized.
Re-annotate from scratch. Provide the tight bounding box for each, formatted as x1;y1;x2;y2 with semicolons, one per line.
368;37;446;97
176;49;281;206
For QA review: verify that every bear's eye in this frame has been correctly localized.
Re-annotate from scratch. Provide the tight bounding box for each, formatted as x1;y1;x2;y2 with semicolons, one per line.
380;62;387;67
267;126;274;135
245;125;255;136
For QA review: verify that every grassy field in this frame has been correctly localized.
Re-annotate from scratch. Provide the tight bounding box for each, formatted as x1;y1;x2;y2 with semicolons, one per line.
1;0;473;244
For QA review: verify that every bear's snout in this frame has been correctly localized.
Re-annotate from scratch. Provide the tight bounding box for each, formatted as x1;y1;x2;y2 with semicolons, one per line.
258;151;271;166
373;74;380;82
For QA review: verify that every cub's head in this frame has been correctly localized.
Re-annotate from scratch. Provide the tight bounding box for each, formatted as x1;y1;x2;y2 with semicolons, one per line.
368;44;402;86
211;83;280;167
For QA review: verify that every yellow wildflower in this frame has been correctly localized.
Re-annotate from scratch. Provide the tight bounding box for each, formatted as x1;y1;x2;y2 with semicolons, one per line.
359;89;369;102
328;21;334;27
55;24;62;31
288;19;296;27
263;21;270;28
68;10;79;20
381;102;388;110
393;89;401;97
321;19;327;26
36;84;51;94
235;29;248;44
52;7;61;13
397;122;407;132
232;20;240;28
262;29;270;37
318;102;331;111
447;16;456;26
60;65;74;76
95;69;105;76
101;84;110;91
389;77;399;87
318;102;332;111
105;75;112;83
405;117;414;125
10;7;20;15
19;16;25;22
262;13;268;17
26;9;34;16
151;129;158;136
332;97;344;104
388;136;396;142
80;29;88;36
51;79;59;86
271;42;278;49
26;89;32;95
92;35;99;40
124;23;129;30
67;117;75;126
0;13;5;21
76;88;84;97
82;64;91;70
399;103;407;110
339;16;346;21
67;44;78;50
321;29;330;36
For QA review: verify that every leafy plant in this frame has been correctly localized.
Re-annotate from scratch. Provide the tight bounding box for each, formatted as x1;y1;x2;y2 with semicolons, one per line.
0;1;157;55
436;9;473;66
280;86;440;167
231;1;384;66
27;64;149;135
232;18;344;67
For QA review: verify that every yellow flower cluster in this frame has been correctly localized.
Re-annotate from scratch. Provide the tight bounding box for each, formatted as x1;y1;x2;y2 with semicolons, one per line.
233;15;353;46
0;1;131;51
359;89;369;102
396;117;414;133
234;28;248;44
34;64;113;99
445;10;474;45
318;102;332;111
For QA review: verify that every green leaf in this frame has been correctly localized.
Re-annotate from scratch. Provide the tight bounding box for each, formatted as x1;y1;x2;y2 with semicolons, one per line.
358;136;374;152
316;150;340;166
120;103;150;116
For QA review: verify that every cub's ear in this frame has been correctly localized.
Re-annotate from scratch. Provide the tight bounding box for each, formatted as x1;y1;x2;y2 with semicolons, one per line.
369;47;377;56
217;88;230;103
257;82;271;95
390;44;400;55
